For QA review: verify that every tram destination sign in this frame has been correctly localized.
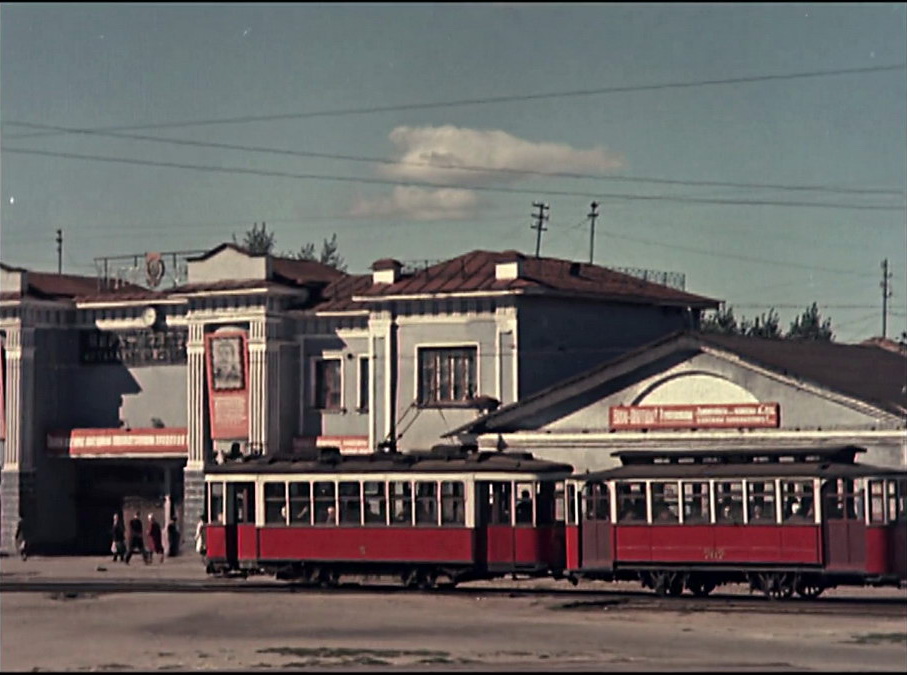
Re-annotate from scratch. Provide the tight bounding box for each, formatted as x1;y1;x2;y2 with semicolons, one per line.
609;402;780;430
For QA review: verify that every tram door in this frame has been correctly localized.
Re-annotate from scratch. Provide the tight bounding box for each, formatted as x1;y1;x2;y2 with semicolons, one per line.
225;482;256;566
821;478;866;570
477;481;516;570
580;481;613;570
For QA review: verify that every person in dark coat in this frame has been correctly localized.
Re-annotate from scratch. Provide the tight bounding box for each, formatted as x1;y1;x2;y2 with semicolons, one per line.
166;517;179;557
111;513;126;562
146;514;164;563
14;518;28;561
125;511;145;564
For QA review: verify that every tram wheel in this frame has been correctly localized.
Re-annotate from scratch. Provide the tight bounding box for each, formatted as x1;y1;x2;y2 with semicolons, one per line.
666;574;685;597
761;573;795;600
687;577;716;597
795;580;826;599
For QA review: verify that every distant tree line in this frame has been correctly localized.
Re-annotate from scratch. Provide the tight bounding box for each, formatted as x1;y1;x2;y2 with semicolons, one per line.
232;222;347;271
700;304;834;341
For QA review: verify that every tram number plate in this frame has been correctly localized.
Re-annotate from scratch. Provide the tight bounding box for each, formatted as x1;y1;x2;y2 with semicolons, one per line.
703;547;725;560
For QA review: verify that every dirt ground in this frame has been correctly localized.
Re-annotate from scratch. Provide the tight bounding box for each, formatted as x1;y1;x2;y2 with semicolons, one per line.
2;556;906;671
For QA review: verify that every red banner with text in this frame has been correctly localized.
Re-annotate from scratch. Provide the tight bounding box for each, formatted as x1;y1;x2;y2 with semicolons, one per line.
205;331;250;440
609;402;780;430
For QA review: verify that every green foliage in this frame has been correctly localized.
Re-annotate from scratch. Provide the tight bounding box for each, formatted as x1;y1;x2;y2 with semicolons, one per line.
701;304;833;341
786;302;834;341
233;223;347;271
233;221;275;255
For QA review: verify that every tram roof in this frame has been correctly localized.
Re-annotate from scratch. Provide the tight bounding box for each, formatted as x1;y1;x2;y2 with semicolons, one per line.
576;460;907;482
205;447;573;476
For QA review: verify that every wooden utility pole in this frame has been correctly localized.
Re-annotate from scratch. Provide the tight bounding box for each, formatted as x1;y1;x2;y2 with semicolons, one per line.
56;229;63;274
588;201;599;264
881;258;892;338
531;202;549;258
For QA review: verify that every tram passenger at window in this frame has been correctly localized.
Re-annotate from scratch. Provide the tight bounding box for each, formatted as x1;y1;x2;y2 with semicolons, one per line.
324;505;336;525
516;490;533;524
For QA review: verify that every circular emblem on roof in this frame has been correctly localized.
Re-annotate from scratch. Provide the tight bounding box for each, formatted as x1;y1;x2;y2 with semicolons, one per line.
145;252;166;288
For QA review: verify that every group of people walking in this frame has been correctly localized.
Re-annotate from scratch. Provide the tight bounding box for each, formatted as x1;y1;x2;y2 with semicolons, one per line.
110;512;179;564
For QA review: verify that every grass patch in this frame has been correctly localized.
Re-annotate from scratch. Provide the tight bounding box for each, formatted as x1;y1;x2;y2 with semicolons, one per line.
847;632;907;645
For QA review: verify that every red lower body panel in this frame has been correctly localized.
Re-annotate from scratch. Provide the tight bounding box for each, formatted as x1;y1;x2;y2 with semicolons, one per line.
615;525;821;565
565;525;580;570
206;525;226;560
258;526;474;563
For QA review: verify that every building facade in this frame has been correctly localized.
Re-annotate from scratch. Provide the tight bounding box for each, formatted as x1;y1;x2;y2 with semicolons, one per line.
1;245;719;553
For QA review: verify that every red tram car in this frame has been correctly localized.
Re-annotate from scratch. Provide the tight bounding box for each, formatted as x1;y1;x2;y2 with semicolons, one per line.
565;445;907;599
203;445;572;588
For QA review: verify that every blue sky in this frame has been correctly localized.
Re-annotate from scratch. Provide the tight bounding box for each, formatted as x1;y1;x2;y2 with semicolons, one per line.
1;3;905;342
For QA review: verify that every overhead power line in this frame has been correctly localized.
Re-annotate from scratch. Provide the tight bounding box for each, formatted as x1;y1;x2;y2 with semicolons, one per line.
4;62;903;139
4;121;902;197
3;146;904;212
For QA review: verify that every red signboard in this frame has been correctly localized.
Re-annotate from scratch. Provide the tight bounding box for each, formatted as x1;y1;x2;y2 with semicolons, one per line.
609;403;780;430
205;331;250;440
294;435;371;455
47;428;188;457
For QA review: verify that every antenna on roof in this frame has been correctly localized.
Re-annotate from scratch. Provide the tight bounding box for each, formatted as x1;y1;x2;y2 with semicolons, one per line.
531;202;549;258
588;201;599;264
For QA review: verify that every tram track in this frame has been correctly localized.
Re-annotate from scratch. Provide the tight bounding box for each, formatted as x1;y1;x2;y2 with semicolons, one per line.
2;577;903;617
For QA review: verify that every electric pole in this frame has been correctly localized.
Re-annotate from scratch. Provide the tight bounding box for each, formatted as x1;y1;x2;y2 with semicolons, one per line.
588;201;599;264
531;202;549;258
56;229;63;274
881;258;892;338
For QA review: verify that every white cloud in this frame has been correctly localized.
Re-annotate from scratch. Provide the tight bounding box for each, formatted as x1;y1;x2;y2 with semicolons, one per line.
380;124;623;185
349;186;480;221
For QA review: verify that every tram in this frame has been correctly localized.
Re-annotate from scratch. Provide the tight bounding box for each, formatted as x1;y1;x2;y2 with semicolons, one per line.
565;445;907;599
203;444;572;588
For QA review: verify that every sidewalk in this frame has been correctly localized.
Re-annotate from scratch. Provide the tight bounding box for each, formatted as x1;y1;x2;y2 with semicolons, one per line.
0;553;212;583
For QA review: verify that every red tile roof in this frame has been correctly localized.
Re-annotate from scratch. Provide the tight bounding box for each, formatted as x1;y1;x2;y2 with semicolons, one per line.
356;250;719;308
187;243;344;285
0;267;151;302
307;274;373;313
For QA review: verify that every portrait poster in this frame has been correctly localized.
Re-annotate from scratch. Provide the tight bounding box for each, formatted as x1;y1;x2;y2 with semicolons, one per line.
205;331;249;440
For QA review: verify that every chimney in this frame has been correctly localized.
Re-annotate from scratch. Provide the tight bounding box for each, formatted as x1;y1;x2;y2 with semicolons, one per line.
371;258;403;285
495;251;524;281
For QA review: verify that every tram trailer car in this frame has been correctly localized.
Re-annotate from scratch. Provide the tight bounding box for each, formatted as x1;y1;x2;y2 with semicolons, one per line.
566;446;907;599
203;445;572;588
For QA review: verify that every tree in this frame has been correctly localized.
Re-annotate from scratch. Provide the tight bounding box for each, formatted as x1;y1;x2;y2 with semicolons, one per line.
283;233;347;271
233;221;275;255
786;302;834;341
700;305;739;335
742;308;781;339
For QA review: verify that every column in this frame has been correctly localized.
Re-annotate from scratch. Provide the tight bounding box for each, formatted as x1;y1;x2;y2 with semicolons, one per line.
1;326;36;553
249;317;281;455
182;321;206;551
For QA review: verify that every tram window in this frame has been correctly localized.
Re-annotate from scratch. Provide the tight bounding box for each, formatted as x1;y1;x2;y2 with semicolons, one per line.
364;481;387;525
389;481;413;526
891;479;907;522
651;482;679;524
583;481;609;522
231;484;256;524
566;483;577;525
314;482;336;525
264;483;287;525
441;481;465;525
781;480;814;523
869;480;885;524
746;480;776;524
339;481;362;526
537;482;557;526
415;481;439;525
289;482;311;525
682;482;710;524
617;482;646;523
715;482;744;524
553;484;566;524
515;482;534;525
489;482;512;525
209;483;224;524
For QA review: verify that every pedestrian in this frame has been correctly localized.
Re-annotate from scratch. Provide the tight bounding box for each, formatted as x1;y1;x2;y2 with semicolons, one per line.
124;511;144;564
111;513;126;562
146;513;164;563
194;515;206;557
166;517;180;557
14;518;28;561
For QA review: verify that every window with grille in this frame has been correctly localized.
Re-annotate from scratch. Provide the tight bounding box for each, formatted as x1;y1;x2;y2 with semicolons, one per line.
746;480;776;524
313;358;342;409
418;347;477;405
440;481;465;525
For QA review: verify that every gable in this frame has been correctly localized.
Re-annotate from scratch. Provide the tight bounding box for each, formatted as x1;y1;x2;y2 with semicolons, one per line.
187;247;269;285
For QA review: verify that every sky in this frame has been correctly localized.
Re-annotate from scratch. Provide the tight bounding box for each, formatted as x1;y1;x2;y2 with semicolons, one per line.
1;3;905;343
